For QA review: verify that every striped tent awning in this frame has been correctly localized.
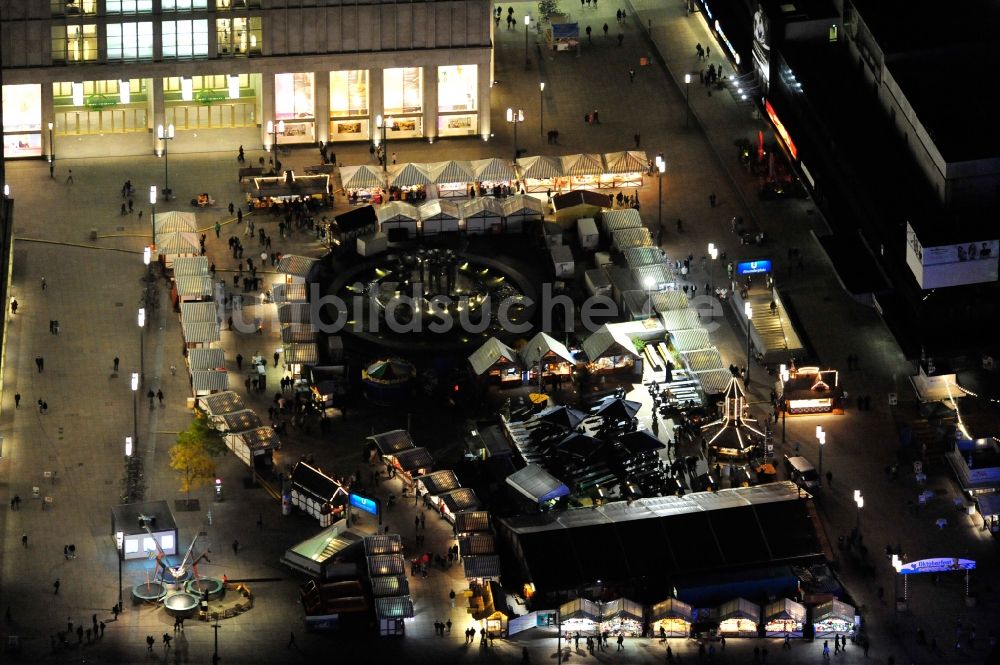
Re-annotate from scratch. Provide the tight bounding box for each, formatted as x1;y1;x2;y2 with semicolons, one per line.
340;164;387;190
228;426;279;451
215;409;263;433
156;231;199;255
462;554;502;579
659;308;703;332
376;201;420;225
281;323;316;344
176;275;213;298
192;369;229;392
272;283;307;304
276;303;312;325
603;150;649;174
459;196;504;220
633;264;673;291
154;210;197;234
180;301;219;324
283;343;318;365
188;347;225;371
388;162;433;188
276;254;318;278
517;155;563;179
612;227;652;252
182;321;221;344
375;596;414;619
425;160;474;185
172;256;209;277
670;328;713;353
694;368;733;395
623;246;666;269
370;575;410;599
471;157;515;182
500;194;545;219
602;208;643;232
682;348;725;372
418;199;461;222
650;291;689;313
560;153;605;176
198;391;245;416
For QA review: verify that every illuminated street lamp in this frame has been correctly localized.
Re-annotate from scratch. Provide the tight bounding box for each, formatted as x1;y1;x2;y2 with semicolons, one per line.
48;122;55;177
854;489;864;529
539;82;546;136
524;15;532;70
684;73;692;128
265;119;285;166
131;372;140;452
137;308;146;385
708;242;718;295
744;301;753;385
816;426;826;482
156;123;174;199
506;108;525;162
148;185;157;245
654;155;666;237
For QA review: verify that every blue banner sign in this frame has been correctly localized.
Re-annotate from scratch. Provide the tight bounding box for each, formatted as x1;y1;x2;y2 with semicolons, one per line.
736;259;772;275
349;493;378;516
899;558;975;575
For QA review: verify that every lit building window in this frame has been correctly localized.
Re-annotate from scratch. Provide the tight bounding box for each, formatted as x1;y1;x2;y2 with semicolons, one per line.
162;0;209;10
438;65;477;112
275;73;315;120
330;70;368;117
106;22;154;61
51;24;98;63
216;17;262;56
51;0;97;15
215;0;261;8
162;20;209;58
106;0;153;13
383;67;422;115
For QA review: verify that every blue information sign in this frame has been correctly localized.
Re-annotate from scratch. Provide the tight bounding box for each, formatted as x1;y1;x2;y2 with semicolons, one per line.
349;493;378;516
736;259;772;275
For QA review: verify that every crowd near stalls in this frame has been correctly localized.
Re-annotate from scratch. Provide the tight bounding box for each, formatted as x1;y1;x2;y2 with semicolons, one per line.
341;165;387;205
248;172;330;209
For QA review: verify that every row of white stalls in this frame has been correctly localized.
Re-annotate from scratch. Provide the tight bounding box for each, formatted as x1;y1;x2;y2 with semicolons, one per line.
197;390;280;470
468;332;578;387
557;597;852;639
374;195;546;238
517;151;650;193
273;254;320;379
155;211;202;269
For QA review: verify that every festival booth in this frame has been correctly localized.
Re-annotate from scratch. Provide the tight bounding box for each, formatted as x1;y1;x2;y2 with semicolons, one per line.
377;201;420;240
633;264;673;292
599;599;645;637
469;337;523;386
602;208;643;237
283;342;318;377
460;197;504;235
717;598;761;637
435;487;481;523
521;331;577;386
505;464;570;510
289;461;348;527
180;301;219;325
583;324;640;375
156;231;200;266
175;275;213;302
250;172;329;208
544;16;580;51
602;151;648;188
811;599;855;638
462;554;502;581
976;494;1000;534
501;195;546;232
517;155;564;194
471;580;511;637
558;598;600;633
388;447;435;485
650;291;690;314
172;256;209;278
225;426;280;469
197;390;245;418
276;303;312;326
776;366;844;415
340;165;387;206
415;470;461;503
455;510;491;536
154;210;197;234
111;501;179;562
210;409;262;436
387;163;431;202
276;254;319;285
418;199;462;235
471;158;517;197
282;520;364;579
650;598;694;637
188;347;225;373
426;160;474;199
612;227;653;252
181;322;221;349
331;205;378;246
190;369;229;397
273;283;308;305
368;429;415;460
362;358;415;403
559;154;606;191
623;246;668;270
763;598;806;637
551;190;613;227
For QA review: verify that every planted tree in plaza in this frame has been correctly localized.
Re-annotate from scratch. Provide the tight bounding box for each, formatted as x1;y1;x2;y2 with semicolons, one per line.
177;415;227;456
538;0;559;20
169;416;225;508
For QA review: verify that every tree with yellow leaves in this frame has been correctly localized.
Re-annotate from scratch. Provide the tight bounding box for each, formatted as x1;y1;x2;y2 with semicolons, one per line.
169;416;223;506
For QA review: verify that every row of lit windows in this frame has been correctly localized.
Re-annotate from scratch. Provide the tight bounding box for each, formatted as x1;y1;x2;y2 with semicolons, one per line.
51;18;262;61
53;0;259;16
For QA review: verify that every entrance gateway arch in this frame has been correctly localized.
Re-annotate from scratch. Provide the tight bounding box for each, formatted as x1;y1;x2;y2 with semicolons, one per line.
891;556;976;608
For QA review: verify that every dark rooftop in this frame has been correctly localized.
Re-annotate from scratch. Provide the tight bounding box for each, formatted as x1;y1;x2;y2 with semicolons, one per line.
850;0;1000;55
760;0;837;21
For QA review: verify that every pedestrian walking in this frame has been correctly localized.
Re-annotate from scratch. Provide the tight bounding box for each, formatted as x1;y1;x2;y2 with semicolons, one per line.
628;68;635;83
449;589;456;607
146;635;155;651
603;22;609;37
14;392;20;408
236;353;243;370
157;389;164;405
66;170;74;184
287;631;296;648
214;221;222;238
10;298;16;315
162;633;172;648
99;621;105;637
273;350;280;367
709;193;717;207
232;540;239;555
22;533;28;548
617;634;625;651
113;356;120;372
53;578;60;594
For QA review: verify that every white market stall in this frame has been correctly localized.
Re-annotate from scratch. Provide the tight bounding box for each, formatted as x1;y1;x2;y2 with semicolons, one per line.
276;254;319;285
623;246;667;269
583;324;641;375
460;197;504;235
468;336;523;386
471;157;517;196
425;160;474;199
434;487;481;523
501;195;545;232
387;163;431;202
558;598;600;633
599;598;644;637
811;599;856;638
602;208;643;237
550;245;574;278
175;275;213;302
172;256;209;278
612;227;652;252
559;153;605;191
180;301;219;325
225;426;280;469
191;369;229;396
156;231;200;265
602;151;648;188
521;331;577;385
188;347;225;372
418;199;462;235
377;201;420;239
181;321;221;349
717;598;760;637
341;165;387;205
763;598;807;637
154;210;198;234
516;155;564;193
650;598;693;637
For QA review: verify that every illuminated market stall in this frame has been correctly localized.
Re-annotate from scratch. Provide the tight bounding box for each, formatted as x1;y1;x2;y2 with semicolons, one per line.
289;461;348;527
415;470;461;505
470;157;517;196
516;155;563;193
650;598;693;637
386;163;431;202
811;599;855;638
763;598;806;637
717;598;760;637
388;447;435;485
551;190;612;226
599;598;644;636
154;210;197;234
505;464;569;510
341;165;387;205
250;173;328;207
460;197;504;235
435;487;481;523
601;151;648;188
426;160;474;199
521;332;577;387
776;365;844;415
418;199;461;235
559;153;606;191
558;598;600;633
612;227;653;253
469;337;523;386
601;208;643;238
583;324;640;375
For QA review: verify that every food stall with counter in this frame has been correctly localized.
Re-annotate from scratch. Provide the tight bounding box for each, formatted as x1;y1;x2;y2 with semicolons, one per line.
426;160;474;199
599;599;645;637
517;155;564;194
471;158;517;197
469;337;523;386
435;487;481;523
386;163;431;202
388;447;435;486
602;151;648;188
415;470;461;505
559;153;606;191
717;598;760;637
650;598;693;637
521;331;577;387
811;599;855;638
460;197;504;234
250;172;329;207
777;366;844;415
583;324;640;375
340;165;387;206
763;598;806;637
558;598;600;634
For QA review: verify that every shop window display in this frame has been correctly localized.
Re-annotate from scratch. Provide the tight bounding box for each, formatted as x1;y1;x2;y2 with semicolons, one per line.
162;74;257;129
52;79;149;135
438;65;477;112
383;67;423;115
329;70;370;142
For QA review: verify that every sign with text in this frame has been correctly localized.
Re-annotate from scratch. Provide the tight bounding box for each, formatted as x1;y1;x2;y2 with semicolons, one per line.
349;493;378;516
736;259;773;275
898;558;976;575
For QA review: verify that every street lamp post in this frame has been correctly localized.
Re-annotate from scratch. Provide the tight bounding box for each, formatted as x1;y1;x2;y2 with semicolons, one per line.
684;74;692;128
138;308;146;385
212;619;221;665
48;122;55;178
816;426;826;483
539;82;546;136
115;529;124;612
374;115;394;173
655;155;666;239
524;15;532;70
854;490;864;530
779;364;790;443
156;124;174;199
506;108;524;162
744;302;753;385
265;119;285;169
708;243;718;295
131;372;139;451
148;186;157;246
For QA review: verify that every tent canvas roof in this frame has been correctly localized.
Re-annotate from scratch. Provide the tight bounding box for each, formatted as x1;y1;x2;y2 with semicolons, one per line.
670;328;713;353
583;324;639;360
188;347;225;371
198;391;245;416
368;554;407;577
695;368;735;395
517;155;564;179
216;409;263;433
176;275;213;298
812;599;855;623
602;208;643;229
388;162;433;187
469;337;520;375
375;596;415;619
156;231;199;255
172;256;209;277
718;598;761;622
425;160;474;184
459;533;496;556
180;301;219;324
618;428;666;455
603;150;649;174
552;190;613;211
376;201;420;224
682;348;725;372
283;343;318;365
416;470;461;496
560;153;605;176
154;210;197;233
763;598;807;623
364;534;404;556
559;598;601;622
501;194;546;218
659;308;703;332
229;426;279;451
623;246;666;268
460;196;504;219
537;404;589;430
471;157;516;182
439;487;481;513
601;598;644;621
651;597;693;622
506;464;570;503
418;199;462;222
612;227;652;251
334;205;378;233
182;321;221;344
340;164;386;190
275;303;311;325
276;254;318;278
521;331;576;366
192;369;229;392
370;575;410;599
280;323;316;344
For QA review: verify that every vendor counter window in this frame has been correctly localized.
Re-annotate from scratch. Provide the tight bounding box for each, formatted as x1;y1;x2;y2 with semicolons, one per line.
383;67;422;115
52;0;97;15
216;17;262;56
51;24;98;63
106;22;154;61
162;20;209;59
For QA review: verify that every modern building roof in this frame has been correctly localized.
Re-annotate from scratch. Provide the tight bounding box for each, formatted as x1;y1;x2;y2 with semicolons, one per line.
849;0;1000;56
506;464;570;503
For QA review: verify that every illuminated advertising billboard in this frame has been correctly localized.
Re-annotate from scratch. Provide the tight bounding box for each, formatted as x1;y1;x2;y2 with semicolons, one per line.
906;222;998;289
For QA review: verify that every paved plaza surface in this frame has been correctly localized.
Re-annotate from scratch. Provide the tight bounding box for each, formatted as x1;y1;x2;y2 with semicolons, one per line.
2;1;998;664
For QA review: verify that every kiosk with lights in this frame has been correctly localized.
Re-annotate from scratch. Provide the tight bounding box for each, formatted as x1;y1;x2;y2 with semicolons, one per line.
717;598;760;637
558;598;600;633
776;365;844;415
599;598;644;636
650;597;693;637
810;599;856;638
763;598;806;637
